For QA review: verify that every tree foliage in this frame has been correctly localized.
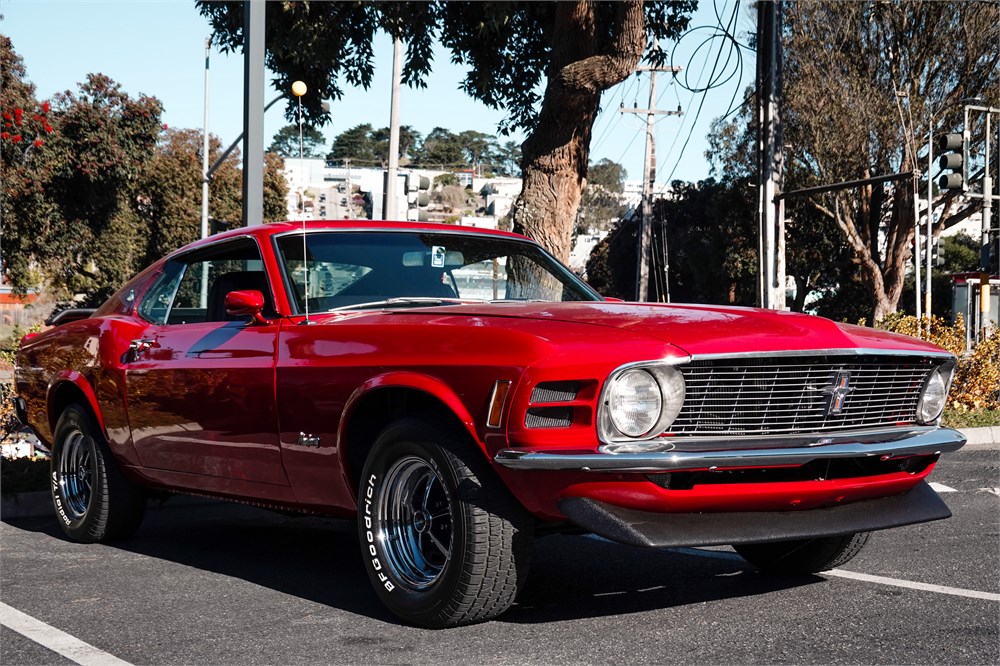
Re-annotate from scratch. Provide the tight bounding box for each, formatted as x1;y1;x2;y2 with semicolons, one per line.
1;37;287;306
139;129;288;260
586;179;758;304
708;1;998;320
196;1;695;261
268;123;327;158
578;158;627;232
2;49;163;303
326;123;520;176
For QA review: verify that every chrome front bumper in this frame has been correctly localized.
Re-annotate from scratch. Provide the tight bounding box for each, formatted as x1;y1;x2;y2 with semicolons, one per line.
493;427;967;472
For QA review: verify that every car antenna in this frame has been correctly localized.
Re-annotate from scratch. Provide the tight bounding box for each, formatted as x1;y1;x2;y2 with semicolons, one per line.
293;80;313;325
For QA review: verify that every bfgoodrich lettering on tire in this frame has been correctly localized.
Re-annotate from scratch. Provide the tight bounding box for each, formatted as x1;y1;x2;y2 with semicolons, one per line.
51;403;147;543
358;418;533;628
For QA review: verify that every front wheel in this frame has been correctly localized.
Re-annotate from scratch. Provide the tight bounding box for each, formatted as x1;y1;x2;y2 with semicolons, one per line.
50;404;147;543
734;532;870;574
358;418;533;628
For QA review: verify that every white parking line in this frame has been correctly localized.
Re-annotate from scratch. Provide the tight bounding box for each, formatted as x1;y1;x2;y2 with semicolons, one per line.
673;547;1000;602
821;569;1000;601
0;602;133;666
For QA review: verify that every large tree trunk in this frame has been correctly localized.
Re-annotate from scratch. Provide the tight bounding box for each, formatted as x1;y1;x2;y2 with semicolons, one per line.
509;1;645;263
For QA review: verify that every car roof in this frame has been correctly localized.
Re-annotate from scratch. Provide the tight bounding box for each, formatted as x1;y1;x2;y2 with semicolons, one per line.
183;219;534;254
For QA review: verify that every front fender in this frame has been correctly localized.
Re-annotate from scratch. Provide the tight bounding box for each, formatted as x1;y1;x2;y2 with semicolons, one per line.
339;370;484;455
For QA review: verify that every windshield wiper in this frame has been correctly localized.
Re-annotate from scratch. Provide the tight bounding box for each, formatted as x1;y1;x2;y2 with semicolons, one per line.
329;297;489;312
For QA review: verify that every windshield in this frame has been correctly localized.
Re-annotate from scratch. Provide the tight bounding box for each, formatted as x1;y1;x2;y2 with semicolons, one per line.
275;230;601;313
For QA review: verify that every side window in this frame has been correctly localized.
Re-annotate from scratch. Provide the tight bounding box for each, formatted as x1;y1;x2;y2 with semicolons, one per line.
137;262;185;324
137;239;273;325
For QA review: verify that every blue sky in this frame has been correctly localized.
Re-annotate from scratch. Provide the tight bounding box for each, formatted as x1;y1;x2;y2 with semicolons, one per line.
1;0;755;186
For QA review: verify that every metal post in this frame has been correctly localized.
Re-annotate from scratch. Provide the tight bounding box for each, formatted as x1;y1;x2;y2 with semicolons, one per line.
384;37;403;221
980;111;993;338
914;174;922;325
757;0;785;310
242;0;265;227
200;37;211;308
926;121;933;331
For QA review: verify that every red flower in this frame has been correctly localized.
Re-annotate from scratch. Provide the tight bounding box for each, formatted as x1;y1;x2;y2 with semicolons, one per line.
12;134;22;143
41;101;51;114
44;124;53;133
14;108;23;124
2;112;10;121
162;124;168;130
0;132;9;140
33;139;44;148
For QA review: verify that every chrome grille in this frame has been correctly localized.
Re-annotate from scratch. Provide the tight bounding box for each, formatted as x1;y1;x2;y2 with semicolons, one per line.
668;355;939;436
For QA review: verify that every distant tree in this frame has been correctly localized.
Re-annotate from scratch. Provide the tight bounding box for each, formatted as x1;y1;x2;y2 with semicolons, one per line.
707;1;998;320
458;130;495;174
268;123;326;158
371;124;422;166
262;152;289;222
416;127;466;168
496;140;522;178
897;232;984;320
197;1;695;262
433;172;460;188
138;129;288;259
1;36;57;296
578;158;627;232
328;123;377;165
433;184;470;211
1;61;164;304
587;179;758;304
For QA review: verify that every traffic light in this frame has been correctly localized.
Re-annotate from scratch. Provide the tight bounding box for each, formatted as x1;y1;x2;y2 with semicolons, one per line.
937;133;964;190
406;174;431;222
931;237;945;268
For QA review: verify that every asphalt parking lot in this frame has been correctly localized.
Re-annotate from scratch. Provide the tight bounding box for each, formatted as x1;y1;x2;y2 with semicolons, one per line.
2;447;997;665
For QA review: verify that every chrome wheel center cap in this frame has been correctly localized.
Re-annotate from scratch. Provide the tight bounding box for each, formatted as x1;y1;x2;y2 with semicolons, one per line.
412;511;430;533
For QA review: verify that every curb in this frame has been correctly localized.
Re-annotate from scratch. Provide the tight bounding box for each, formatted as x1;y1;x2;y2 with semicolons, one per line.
958;426;1000;449
0;490;51;519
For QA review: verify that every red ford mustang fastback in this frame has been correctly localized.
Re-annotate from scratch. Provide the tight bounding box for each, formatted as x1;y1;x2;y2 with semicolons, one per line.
14;220;965;627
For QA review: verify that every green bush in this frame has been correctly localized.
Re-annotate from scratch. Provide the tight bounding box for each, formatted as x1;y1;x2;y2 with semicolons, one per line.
873;314;1000;413
0;456;50;497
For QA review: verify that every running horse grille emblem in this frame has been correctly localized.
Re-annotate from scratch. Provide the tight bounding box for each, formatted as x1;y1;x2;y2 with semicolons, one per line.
821;371;854;417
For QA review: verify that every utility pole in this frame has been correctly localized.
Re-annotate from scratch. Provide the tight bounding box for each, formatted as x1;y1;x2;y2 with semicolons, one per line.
757;0;785;310
621;51;682;302
200;37;211;308
242;0;265;227
384;37;403;220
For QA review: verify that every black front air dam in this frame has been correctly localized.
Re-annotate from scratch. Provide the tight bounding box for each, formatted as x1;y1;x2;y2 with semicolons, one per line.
558;481;951;548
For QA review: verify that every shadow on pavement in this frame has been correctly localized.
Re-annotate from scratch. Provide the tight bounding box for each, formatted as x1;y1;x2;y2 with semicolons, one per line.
5;499;822;627
506;534;822;624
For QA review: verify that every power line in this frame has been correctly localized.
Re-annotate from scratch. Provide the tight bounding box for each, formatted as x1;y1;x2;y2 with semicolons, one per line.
660;0;746;187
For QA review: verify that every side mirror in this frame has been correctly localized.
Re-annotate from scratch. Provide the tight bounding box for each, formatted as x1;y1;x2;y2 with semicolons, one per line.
225;290;268;325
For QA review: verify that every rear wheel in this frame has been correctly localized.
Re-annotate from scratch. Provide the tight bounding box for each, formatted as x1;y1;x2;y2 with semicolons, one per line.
50;404;146;543
358;418;533;628
734;532;870;574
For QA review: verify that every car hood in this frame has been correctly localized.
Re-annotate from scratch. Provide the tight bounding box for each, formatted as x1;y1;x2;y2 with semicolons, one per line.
392;301;946;357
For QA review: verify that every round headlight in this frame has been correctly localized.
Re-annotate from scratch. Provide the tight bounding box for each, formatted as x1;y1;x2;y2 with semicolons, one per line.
917;364;952;424
607;368;662;437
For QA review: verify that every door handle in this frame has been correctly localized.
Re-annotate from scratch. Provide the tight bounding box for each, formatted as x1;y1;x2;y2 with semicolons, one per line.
129;338;159;354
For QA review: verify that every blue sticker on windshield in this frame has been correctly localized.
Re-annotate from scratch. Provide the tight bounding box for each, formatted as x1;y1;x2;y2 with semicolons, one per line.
431;246;446;268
